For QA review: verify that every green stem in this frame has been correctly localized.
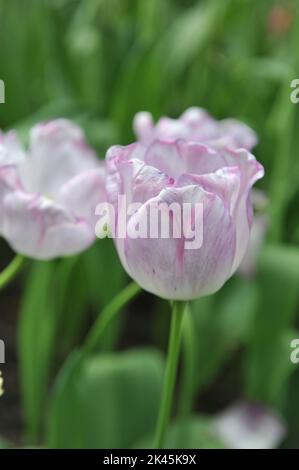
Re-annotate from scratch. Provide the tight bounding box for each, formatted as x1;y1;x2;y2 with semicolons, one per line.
154;300;186;449
0;255;26;292
83;281;141;354
178;304;196;418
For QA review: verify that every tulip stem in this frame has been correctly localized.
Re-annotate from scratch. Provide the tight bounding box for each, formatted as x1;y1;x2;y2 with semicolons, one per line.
154;300;187;449
178;303;196;418
0;255;26;292
83;281;141;353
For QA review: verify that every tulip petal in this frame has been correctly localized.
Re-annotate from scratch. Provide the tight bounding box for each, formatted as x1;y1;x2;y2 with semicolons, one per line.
120;185;236;300
180;107;211;125
0;165;23;233
176;166;241;215
176;146;264;273
58;166;106;226
217;148;264;272
219;119;258;151
106;144;173;205
238;213;268;278
20;119;100;196
133;111;154;143
144;140;185;178
133;107;258;151
2;191;94;259
0;131;26;165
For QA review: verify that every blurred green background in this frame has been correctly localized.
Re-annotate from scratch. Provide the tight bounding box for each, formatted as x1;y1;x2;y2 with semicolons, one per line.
0;0;299;449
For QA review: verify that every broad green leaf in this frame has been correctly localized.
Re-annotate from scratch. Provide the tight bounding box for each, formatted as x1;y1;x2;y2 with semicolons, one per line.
47;349;164;449
18;258;80;442
82;240;127;351
135;416;226;449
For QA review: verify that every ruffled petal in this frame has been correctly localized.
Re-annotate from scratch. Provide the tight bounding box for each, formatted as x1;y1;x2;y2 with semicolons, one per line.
176;145;264;273
217;148;264;272
0;131;25;165
1;191;94;259
218;118;258;151
144;140;185;178
180;107;221;141
106;144;170;206
57;166;106;227
133;107;258;151
176;166;241;215
0;165;23;233
145;140;228;179
20;119;100;196
118;185;236;300
133;111;154;143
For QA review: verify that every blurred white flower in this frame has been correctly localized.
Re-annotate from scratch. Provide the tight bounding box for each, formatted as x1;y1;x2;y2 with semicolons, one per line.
0;120;106;260
212;401;286;449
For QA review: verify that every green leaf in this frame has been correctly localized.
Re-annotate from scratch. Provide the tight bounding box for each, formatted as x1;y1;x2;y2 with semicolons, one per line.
156;0;230;76
83;239;127;351
18;262;57;442
18;258;80;442
246;245;299;405
135;416;226;449
83;240;126;309
47;349;164;449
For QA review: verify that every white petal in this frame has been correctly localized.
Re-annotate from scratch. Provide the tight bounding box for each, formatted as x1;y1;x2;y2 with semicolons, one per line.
2;191;94;259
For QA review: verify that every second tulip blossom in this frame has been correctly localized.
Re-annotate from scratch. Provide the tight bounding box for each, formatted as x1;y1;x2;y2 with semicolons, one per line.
0;119;105;259
134;107;258;151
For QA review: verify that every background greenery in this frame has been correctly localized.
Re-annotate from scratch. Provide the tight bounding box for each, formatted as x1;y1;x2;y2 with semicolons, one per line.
0;0;299;448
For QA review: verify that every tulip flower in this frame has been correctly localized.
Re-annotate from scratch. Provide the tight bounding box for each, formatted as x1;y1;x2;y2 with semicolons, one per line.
106;139;264;301
0;119;105;260
133;107;257;151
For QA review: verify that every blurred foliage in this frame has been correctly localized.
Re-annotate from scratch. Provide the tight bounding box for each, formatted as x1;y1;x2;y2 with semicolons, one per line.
47;349;164;448
0;0;299;448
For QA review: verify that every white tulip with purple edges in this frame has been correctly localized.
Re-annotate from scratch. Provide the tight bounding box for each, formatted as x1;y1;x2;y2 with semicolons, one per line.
0;119;106;260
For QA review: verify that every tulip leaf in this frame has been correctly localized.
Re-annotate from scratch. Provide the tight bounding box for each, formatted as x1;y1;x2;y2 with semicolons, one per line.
246;244;299;405
47;349;164;449
157;0;229;76
18;262;57;442
18;258;81;442
82;239;127;351
83;239;126;309
135;416;226;449
52;257;90;354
